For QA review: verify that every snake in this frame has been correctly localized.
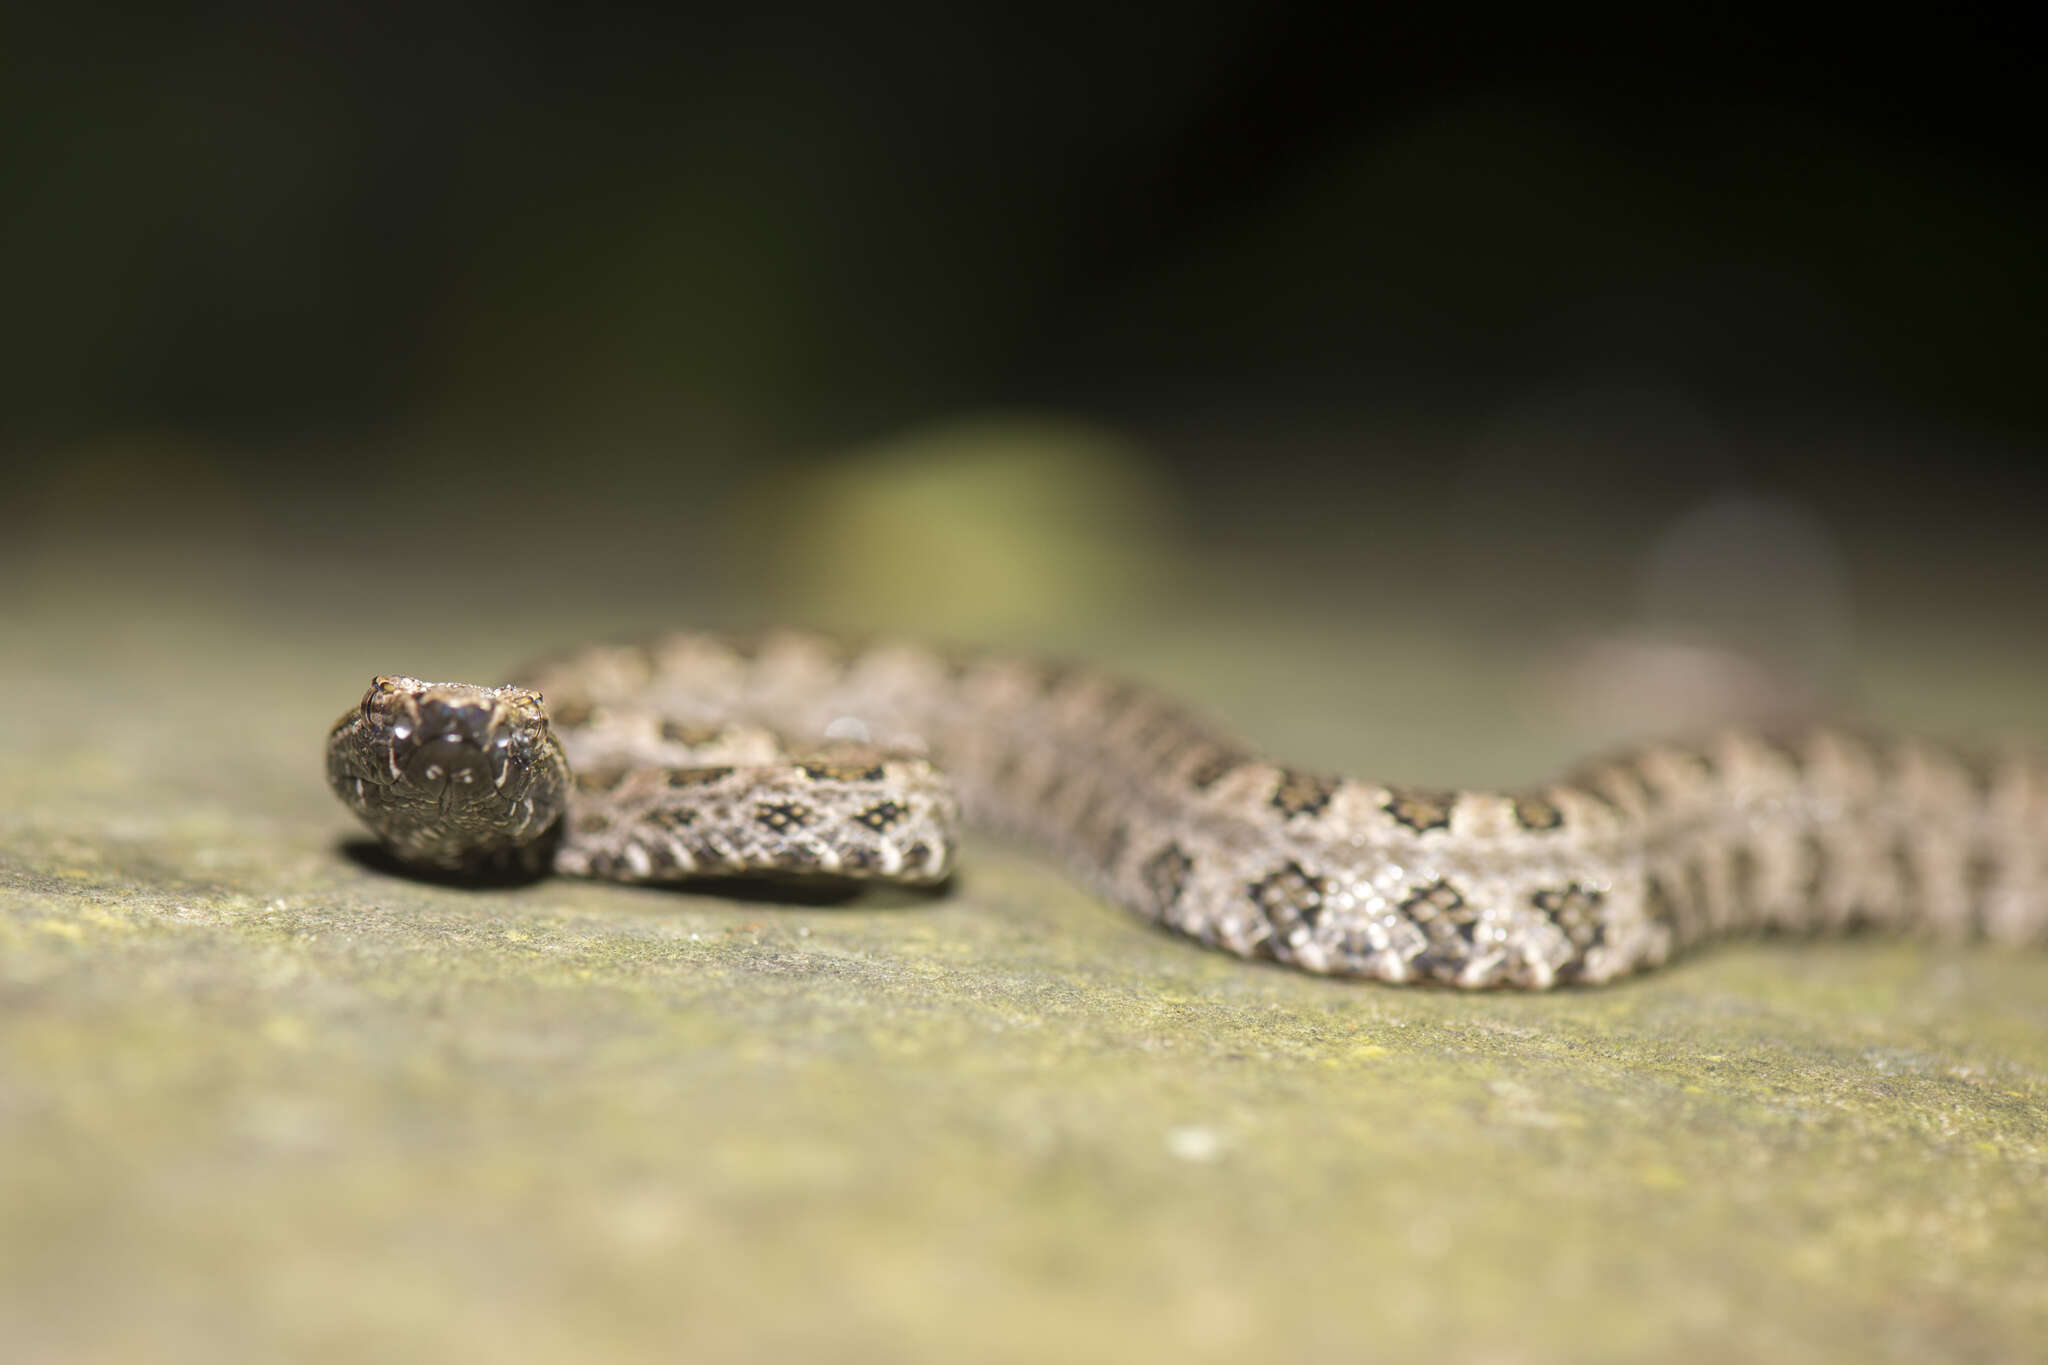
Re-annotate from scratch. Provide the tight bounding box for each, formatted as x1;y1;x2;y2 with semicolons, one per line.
326;630;2047;989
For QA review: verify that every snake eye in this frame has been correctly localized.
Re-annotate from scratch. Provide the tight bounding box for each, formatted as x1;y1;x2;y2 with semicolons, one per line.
501;688;547;719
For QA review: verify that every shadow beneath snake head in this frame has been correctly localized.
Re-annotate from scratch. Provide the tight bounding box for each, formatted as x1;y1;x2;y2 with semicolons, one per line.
340;837;953;909
339;837;554;889
667;873;954;909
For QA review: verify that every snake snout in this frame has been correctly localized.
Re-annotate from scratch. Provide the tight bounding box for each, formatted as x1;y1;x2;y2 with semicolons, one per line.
417;696;497;746
402;734;498;812
398;697;505;809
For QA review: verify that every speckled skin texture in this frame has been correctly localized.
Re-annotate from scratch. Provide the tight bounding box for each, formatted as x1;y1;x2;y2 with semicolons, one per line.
330;632;2046;989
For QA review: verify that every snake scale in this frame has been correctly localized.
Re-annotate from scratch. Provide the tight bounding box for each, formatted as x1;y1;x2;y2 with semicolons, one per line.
327;630;2047;988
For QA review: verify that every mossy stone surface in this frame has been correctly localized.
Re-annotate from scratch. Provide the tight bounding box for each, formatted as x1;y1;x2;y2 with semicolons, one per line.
3;544;2044;1365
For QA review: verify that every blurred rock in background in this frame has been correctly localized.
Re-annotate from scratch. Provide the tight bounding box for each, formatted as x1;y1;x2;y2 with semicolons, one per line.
742;416;1183;636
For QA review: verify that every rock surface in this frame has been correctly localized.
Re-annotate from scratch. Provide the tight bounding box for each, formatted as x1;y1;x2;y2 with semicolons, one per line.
3;523;2044;1365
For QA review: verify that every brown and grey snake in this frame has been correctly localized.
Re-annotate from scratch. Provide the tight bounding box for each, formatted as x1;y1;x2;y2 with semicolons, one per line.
327;631;2047;988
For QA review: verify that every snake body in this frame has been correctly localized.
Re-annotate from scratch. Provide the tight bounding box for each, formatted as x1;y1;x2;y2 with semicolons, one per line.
327;631;2047;988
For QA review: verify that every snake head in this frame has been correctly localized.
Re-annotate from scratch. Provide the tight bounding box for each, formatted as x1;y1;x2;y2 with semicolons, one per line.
327;675;571;873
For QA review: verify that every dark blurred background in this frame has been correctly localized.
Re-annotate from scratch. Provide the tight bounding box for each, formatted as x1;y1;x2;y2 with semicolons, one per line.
5;5;2043;762
8;5;2046;440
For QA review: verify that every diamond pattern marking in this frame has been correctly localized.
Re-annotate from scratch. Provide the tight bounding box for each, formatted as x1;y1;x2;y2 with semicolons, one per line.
1142;844;1194;915
666;766;735;788
1531;883;1605;947
1399;877;1477;947
1249;861;1326;934
799;760;888;783
1512;795;1564;832
1271;770;1337;820
753;801;816;833
1384;788;1456;833
853;800;910;833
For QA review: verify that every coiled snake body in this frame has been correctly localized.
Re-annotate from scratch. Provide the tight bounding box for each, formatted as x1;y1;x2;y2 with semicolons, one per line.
327;631;2047;988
